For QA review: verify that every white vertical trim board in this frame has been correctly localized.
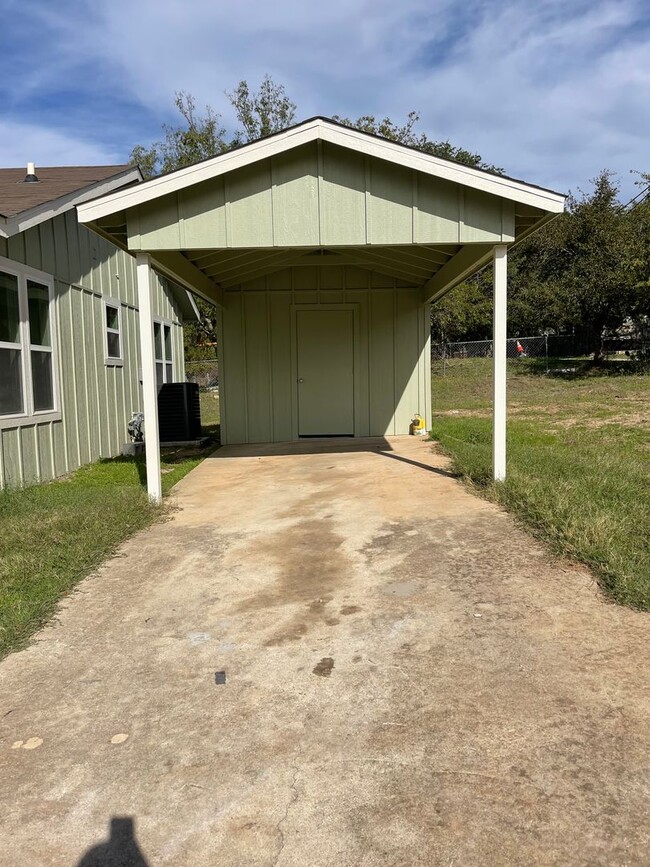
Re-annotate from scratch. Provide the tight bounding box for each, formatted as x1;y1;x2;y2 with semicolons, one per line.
136;253;163;504
492;245;508;481
0;431;5;490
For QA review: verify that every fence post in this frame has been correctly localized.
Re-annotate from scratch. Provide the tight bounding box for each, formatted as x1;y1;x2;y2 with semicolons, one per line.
545;333;549;373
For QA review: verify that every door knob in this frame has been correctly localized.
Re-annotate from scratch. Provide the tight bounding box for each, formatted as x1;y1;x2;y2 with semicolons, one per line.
298;378;304;383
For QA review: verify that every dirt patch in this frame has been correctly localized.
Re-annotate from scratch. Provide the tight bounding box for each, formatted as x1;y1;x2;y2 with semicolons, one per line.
432;409;490;418
232;514;351;646
233;520;346;614
313;657;334;677
534;412;650;430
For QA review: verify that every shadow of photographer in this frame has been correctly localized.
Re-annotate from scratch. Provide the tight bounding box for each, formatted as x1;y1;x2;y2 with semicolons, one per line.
77;817;149;867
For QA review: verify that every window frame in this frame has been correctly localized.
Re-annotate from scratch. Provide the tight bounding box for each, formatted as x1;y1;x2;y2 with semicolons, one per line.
153;317;175;388
103;297;123;366
0;256;60;429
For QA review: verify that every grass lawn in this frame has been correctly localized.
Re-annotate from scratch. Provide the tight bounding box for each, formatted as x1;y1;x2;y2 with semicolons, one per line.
200;389;220;434
430;358;650;609
0;401;220;659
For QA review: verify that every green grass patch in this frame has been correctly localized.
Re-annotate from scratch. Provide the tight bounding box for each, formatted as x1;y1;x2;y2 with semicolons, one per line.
200;389;220;438
431;361;650;609
0;447;212;659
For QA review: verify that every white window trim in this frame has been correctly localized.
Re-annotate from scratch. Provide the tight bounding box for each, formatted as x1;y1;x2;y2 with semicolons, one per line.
153;317;174;386
103;297;124;366
0;255;60;430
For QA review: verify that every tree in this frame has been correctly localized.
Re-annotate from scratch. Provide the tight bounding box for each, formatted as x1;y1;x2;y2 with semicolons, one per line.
130;77;296;180
627;172;650;319
432;170;650;356
132;92;228;179
430;275;493;343
488;170;649;361
227;75;297;144
514;172;642;360
331;111;504;174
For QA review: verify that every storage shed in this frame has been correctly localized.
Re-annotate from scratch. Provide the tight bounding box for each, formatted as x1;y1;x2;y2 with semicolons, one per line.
78;117;565;502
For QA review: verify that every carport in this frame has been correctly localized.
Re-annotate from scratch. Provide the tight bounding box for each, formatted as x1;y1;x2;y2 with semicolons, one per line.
78;117;564;502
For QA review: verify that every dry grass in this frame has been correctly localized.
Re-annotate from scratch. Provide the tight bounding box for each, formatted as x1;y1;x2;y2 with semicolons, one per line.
431;359;650;609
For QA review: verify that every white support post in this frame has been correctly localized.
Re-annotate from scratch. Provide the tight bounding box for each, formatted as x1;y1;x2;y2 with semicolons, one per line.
136;253;162;504
492;245;508;482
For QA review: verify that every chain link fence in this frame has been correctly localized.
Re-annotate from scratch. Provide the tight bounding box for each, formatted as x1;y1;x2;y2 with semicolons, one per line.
432;332;649;376
185;332;647;386
185;360;219;389
432;336;549;375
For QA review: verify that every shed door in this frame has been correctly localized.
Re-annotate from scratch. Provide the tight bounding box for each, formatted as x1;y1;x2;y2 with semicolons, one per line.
296;309;354;436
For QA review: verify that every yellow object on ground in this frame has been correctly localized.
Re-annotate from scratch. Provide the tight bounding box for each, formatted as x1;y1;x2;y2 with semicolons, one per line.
410;414;427;435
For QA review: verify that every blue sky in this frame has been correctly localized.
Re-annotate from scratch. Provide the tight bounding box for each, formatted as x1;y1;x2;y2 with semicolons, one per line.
1;0;648;198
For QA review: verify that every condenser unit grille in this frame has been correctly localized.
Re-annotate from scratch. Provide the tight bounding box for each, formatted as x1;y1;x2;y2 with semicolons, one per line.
157;383;202;441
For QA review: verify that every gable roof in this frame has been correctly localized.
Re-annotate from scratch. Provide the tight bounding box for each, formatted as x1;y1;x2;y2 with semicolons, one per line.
0;165;142;238
78;116;565;224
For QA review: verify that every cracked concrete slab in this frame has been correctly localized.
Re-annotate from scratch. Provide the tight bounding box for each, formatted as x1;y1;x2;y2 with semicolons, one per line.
0;436;648;866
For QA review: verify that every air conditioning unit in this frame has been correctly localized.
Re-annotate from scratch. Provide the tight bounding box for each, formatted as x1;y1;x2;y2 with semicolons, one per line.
157;383;202;442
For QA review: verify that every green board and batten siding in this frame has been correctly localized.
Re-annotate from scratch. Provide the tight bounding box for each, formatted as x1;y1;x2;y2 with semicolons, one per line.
0;213;184;488
218;266;431;443
119;141;459;445
76;120;563;461
126;141;515;250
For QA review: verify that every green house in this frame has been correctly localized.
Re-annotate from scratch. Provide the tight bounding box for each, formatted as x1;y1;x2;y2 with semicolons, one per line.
79;117;564;502
0;164;198;488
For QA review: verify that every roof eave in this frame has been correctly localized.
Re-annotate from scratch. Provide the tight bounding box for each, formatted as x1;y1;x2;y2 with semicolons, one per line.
77;118;565;226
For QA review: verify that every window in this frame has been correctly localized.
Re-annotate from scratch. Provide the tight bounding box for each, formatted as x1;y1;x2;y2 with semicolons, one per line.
104;299;122;363
0;259;57;423
153;320;174;389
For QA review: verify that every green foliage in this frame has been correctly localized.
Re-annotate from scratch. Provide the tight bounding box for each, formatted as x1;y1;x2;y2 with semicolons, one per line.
331;110;504;174
432;170;650;356
430;274;493;342
132;92;228;179
183;298;219;360
130;77;297;180
522;171;643;358
227;75;297;144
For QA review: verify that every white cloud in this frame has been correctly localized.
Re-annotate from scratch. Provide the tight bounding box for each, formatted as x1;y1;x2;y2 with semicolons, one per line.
0;120;121;168
1;0;649;196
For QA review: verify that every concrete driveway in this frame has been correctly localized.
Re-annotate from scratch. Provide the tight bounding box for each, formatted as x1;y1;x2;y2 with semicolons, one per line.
1;437;648;866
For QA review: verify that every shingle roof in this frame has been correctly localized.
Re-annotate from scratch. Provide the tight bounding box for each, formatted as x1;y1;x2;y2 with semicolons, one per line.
0;165;133;218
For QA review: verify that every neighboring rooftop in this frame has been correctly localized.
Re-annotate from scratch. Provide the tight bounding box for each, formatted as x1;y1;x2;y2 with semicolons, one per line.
0;165;135;218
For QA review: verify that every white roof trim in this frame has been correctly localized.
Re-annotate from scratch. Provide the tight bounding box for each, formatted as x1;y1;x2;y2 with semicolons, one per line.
0;167;142;238
78;119;564;225
185;289;201;321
